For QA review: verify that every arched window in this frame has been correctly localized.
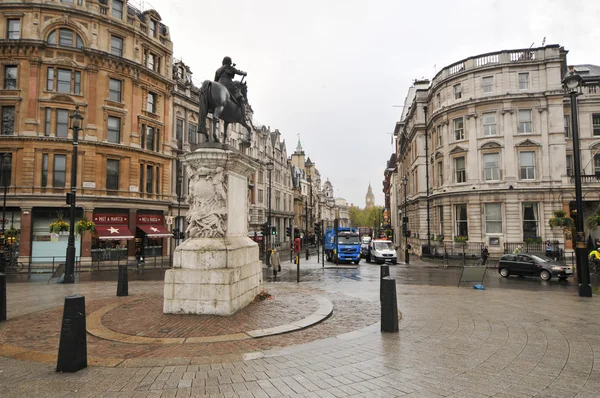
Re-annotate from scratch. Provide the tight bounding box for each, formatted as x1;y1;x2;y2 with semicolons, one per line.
47;28;84;49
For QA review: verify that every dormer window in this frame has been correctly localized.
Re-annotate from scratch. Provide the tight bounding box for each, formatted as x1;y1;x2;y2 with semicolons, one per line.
47;28;84;49
149;19;157;38
112;0;124;19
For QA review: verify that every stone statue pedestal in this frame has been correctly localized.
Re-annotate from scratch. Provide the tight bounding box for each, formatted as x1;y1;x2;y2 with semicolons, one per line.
164;145;262;316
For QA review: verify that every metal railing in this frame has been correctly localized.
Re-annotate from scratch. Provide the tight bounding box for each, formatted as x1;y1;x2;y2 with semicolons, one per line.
504;241;564;260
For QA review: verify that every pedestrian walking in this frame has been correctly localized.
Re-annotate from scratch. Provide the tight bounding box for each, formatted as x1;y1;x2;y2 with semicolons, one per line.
135;248;144;271
513;245;522;254
481;246;489;266
271;249;281;276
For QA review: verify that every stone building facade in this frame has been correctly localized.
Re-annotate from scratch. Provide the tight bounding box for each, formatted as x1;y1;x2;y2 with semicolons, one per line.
391;45;600;255
0;0;174;263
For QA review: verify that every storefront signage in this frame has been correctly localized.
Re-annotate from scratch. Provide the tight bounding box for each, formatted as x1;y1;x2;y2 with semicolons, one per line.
137;214;163;224
93;214;129;225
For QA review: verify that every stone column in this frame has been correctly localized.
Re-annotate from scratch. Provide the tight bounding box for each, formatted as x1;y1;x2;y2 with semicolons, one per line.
164;145;261;316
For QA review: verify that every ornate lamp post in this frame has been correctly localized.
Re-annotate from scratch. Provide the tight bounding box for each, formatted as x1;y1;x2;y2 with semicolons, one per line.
401;175;409;264
305;174;311;260
266;161;274;266
62;107;83;284
562;72;592;297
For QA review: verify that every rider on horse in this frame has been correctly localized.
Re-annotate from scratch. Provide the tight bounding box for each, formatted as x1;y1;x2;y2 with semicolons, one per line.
214;56;247;120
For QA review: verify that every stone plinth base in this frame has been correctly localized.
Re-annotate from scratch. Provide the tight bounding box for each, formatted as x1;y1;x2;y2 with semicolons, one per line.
164;237;262;316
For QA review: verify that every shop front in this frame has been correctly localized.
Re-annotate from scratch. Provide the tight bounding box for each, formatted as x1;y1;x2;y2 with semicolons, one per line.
92;212;134;261
136;213;171;257
31;208;82;263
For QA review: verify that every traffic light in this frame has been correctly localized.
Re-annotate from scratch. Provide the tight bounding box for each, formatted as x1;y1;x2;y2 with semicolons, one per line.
402;223;407;237
172;229;185;239
314;222;321;237
261;223;269;236
271;226;277;235
286;226;291;237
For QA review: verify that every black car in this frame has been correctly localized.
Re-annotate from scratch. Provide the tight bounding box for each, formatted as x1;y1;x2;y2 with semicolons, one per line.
498;253;573;281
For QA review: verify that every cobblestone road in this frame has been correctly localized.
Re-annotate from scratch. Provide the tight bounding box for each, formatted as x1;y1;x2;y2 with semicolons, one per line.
1;259;599;397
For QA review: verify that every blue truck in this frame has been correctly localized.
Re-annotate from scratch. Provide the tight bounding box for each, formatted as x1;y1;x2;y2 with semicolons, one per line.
324;227;361;264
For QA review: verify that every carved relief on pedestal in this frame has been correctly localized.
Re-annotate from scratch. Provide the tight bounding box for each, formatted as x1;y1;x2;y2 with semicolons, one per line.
185;162;228;238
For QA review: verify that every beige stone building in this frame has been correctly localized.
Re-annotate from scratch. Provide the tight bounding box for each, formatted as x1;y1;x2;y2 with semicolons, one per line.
0;0;174;263
392;45;600;256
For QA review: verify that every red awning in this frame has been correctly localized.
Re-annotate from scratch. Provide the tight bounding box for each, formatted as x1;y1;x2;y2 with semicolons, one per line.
96;225;134;240
138;224;172;238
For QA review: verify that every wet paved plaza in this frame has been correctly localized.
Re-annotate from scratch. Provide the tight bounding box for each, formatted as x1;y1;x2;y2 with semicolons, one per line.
1;258;600;397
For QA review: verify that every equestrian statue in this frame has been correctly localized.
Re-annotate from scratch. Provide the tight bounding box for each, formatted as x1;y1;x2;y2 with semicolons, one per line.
198;56;253;146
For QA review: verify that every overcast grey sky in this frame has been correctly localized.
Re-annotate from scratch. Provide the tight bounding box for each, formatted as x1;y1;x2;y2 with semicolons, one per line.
144;0;599;207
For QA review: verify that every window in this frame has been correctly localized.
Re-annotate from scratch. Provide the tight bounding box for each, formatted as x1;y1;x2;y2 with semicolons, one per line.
7;19;20;40
146;126;155;151
593;114;600;136
455;156;466;183
566;154;573;177
522;203;539;238
147;92;156;113
436;125;442;147
110;36;123;57
436;93;441;108
106;159;119;191
454;84;462;99
437;160;443;186
518;73;529;90
1;106;15;135
148;53;155;71
519;151;535;180
482;76;493;93
485;203;502;234
482;112;496;136
45;108;51;136
112;0;124;19
146;165;153;193
74;71;81;94
258;189;263;204
107;116;120;143
53;154;67;188
518;110;533;133
156;167;160;195
176;119;183;142
139;164;144;193
56;109;69;137
3;66;17;89
61;0;75;3
47;28;84;49
453;117;464;140
57;69;71;93
594;154;600;176
188;123;197;144
483;153;499;181
438;206;444;235
149;19;157;37
47;68;80;94
564;115;570;137
0;153;11;186
455;204;468;237
41;153;48;187
109;78;122;102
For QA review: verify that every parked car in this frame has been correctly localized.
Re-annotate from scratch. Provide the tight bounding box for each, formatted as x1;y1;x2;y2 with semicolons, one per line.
366;240;397;264
498;253;573;281
360;236;372;258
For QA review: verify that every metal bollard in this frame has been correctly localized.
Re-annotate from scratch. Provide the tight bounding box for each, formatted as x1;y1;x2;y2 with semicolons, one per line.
56;294;87;372
117;263;128;297
381;276;399;333
379;265;390;302
0;273;6;322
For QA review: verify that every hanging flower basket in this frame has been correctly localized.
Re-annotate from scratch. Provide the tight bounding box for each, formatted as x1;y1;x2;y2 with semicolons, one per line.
76;217;96;235
453;235;468;243
49;219;70;234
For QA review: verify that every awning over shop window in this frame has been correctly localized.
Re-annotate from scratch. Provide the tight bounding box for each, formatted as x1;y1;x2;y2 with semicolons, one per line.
138;224;172;238
96;225;134;240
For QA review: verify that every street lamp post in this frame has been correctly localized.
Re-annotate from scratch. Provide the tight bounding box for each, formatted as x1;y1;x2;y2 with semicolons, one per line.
176;158;183;246
0;153;9;272
563;72;592;297
266;161;274;267
402;176;409;264
305;174;312;260
62;107;83;284
423;105;431;249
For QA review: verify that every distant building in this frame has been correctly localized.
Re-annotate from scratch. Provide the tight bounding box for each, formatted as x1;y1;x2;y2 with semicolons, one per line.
365;183;375;208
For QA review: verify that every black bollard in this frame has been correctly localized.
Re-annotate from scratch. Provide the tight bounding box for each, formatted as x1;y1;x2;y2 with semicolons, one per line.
0;273;6;322
117;263;128;296
379;265;390;302
56;294;87;372
381;276;399;333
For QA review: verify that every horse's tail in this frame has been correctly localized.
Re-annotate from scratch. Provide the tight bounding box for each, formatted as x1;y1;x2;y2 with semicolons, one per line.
198;80;211;135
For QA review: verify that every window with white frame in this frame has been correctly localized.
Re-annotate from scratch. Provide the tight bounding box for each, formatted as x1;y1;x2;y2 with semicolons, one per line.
564;115;570;137
48;28;84;49
593;114;600;136
482;76;493;93
109;78;122;102
455;204;468;237
483;153;499;181
437;125;442;147
112;0;124;19
438;206;444;235
147;92;156;113
454;156;466;183
3;65;16;89
566;154;573;177
485;203;502;234
7;19;21;40
53;154;67;188
437;160;443;186
110;35;123;57
518;72;529;90
518;109;533;133
56;109;69;137
454;84;461;99
482;112;496;136
519;151;535;180
594;154;600;175
522;203;539;238
107;116;120;143
258;189;263;204
453;117;464;140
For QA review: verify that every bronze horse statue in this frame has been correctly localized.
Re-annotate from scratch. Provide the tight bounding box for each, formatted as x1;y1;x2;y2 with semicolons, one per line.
197;79;253;146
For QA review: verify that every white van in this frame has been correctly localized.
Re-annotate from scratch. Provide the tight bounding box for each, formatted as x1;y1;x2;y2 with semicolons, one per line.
366;240;397;264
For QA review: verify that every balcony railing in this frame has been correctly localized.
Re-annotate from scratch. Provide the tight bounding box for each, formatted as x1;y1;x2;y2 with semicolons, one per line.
570;175;600;183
